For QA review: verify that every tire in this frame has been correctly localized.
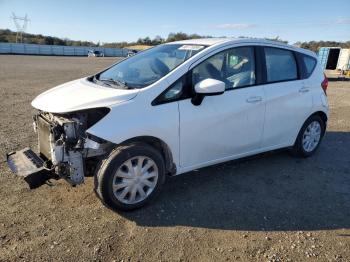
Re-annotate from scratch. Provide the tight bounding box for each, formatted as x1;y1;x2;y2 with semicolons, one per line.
291;114;325;158
94;143;166;211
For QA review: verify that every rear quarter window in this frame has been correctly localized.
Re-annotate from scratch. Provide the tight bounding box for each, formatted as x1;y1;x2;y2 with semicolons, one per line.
301;54;317;78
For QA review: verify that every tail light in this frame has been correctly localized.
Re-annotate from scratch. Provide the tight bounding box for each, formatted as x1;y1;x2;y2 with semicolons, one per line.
321;74;328;95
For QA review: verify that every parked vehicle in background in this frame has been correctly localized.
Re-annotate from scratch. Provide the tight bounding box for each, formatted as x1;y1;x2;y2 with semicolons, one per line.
88;50;104;57
127;49;138;57
7;38;329;211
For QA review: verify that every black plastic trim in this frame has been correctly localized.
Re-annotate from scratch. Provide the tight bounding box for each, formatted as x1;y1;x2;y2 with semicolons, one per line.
151;74;192;106
295;52;305;79
255;46;266;84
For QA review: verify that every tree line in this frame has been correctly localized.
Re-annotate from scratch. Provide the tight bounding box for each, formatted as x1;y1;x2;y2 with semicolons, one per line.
0;29;99;47
97;33;214;48
295;41;350;52
1;29;349;52
0;29;209;47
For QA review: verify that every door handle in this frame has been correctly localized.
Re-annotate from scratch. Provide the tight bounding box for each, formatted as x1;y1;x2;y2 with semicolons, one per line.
246;96;262;103
299;87;310;93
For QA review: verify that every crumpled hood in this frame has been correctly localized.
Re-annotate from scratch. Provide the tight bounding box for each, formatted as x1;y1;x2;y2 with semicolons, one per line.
31;78;139;113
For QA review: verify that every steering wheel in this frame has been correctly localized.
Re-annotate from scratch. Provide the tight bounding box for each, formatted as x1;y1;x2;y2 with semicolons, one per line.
150;58;170;76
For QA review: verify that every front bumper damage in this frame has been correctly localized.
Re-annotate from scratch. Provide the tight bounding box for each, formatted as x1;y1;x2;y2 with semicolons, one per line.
6;110;111;188
7;148;52;189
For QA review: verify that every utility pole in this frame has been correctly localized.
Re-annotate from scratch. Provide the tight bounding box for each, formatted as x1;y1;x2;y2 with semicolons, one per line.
11;12;30;43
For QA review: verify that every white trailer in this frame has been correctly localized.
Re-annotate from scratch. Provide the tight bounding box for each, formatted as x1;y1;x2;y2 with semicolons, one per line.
337;49;350;71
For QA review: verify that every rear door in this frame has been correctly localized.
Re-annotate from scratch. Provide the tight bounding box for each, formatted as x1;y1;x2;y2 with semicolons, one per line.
261;47;313;148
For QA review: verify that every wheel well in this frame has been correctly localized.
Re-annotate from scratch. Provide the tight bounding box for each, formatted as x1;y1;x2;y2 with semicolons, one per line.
292;111;328;146
312;111;328;125
120;136;176;175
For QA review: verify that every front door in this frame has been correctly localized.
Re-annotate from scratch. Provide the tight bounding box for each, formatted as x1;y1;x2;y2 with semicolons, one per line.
179;46;266;169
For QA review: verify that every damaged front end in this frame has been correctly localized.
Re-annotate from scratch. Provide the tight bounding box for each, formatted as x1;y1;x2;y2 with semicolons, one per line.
7;108;112;188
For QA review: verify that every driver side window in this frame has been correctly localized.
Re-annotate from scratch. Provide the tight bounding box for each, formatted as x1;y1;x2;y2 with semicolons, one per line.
192;47;256;90
192;52;224;88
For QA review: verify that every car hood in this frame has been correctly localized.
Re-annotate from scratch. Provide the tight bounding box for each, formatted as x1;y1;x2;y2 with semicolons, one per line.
31;78;139;113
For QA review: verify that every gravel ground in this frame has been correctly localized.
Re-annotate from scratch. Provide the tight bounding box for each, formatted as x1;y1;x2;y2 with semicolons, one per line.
0;55;349;262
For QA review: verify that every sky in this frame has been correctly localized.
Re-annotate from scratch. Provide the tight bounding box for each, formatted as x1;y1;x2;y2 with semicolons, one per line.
0;0;349;44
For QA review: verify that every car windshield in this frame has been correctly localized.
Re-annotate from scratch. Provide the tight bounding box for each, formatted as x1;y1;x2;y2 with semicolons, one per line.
94;44;206;89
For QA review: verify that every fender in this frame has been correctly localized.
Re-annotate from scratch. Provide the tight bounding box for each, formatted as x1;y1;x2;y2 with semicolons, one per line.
86;95;180;169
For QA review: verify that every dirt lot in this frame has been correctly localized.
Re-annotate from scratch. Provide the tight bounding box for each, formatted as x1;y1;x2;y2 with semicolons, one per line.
0;55;349;262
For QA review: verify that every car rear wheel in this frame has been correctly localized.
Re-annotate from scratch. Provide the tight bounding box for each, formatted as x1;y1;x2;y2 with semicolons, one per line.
94;143;166;211
292;115;325;157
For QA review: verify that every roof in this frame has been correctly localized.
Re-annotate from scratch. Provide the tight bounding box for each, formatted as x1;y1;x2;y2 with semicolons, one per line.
169;38;230;46
169;37;294;48
168;37;316;57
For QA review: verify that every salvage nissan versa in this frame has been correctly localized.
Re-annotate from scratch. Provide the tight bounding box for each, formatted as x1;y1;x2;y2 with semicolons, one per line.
7;38;329;210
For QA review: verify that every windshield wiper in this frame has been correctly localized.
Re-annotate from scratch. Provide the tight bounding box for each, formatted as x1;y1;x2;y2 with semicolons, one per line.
99;78;130;89
92;75;137;89
92;75;110;86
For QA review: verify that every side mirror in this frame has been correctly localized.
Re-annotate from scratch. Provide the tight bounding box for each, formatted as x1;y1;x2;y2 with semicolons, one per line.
192;78;225;105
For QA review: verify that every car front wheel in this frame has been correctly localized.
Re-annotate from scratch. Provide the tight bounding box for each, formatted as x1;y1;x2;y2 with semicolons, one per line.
94;143;166;211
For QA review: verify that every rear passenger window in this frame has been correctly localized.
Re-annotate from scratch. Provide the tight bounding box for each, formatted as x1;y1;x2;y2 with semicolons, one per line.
302;55;316;78
264;47;297;83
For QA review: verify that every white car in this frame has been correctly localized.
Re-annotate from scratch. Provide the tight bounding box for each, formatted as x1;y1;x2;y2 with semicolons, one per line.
7;38;329;210
88;50;104;57
127;49;138;57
